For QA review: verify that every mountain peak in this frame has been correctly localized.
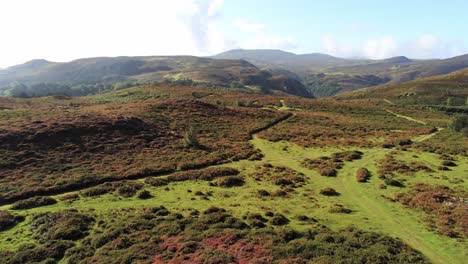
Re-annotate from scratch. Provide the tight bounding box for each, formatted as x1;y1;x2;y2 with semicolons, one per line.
382;56;412;63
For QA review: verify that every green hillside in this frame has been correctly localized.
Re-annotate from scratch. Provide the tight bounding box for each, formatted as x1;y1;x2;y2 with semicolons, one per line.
212;49;468;97
0;56;313;98
338;68;468;107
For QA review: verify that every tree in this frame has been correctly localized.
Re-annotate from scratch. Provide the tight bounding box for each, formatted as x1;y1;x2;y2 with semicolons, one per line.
446;97;454;106
183;127;201;148
449;115;468;136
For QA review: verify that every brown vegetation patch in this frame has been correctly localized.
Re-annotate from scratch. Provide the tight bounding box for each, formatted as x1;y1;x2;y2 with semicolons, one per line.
302;150;363;176
250;164;305;187
395;183;468;238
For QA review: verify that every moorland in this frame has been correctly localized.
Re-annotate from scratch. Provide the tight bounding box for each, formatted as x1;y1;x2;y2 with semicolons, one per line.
0;52;467;264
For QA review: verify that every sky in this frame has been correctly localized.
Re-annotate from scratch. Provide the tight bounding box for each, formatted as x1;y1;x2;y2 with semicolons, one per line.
0;0;467;68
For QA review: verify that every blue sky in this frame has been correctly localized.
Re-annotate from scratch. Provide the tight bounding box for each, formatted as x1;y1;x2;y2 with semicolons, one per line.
220;0;468;58
0;0;467;67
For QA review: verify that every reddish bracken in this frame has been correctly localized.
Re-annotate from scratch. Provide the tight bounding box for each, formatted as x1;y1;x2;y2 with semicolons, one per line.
153;233;273;264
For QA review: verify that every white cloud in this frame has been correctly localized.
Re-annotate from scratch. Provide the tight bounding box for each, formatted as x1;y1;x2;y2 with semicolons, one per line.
321;35;355;57
232;18;266;33
0;0;234;68
320;34;466;59
362;36;398;59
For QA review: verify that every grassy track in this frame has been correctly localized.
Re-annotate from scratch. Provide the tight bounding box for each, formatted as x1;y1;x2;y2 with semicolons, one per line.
250;136;467;264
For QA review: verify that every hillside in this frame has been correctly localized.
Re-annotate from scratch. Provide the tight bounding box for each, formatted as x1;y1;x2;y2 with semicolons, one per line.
0;83;467;263
0;56;313;98
338;68;468;106
212;49;468;97
212;49;357;70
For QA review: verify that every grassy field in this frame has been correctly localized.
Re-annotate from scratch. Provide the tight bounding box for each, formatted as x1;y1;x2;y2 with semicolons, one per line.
0;84;466;263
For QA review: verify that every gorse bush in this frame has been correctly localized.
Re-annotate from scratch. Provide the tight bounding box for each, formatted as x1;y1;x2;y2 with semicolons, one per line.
356;168;371;182
320;187;340;196
31;210;94;241
11;196;57;210
0;210;24;231
216;176;245;187
449;114;468;136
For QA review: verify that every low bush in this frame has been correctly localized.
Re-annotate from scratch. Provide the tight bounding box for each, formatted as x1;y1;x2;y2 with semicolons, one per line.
216;176;245;187
319;167;337;177
356;168;371;182
329;204;352;214
137;190;153;199
0;210;24;231
441;160;457;167
80;183;114;197
1;241;75;264
320;188;340;196
270;214;289;226
59;193;80;201
332;150;363;161
384;177;404;187
250;165;305;187
116;182;143;198
11;196;57;210
31;210;94;241
378;155;432;177
144;177;169;187
256;190;270;197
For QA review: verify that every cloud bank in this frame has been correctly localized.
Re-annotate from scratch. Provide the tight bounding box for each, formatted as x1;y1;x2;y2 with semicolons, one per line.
321;34;467;59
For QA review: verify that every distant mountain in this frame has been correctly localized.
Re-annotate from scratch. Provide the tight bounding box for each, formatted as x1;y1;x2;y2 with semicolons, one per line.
211;49;468;97
0;56;313;98
337;68;468;106
212;49;355;70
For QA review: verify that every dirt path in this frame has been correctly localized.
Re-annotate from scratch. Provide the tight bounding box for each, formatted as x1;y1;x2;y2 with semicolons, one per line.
382;104;446;142
384;108;428;125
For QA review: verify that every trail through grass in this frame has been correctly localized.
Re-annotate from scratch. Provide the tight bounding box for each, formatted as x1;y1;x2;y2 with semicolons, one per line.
250;136;467;264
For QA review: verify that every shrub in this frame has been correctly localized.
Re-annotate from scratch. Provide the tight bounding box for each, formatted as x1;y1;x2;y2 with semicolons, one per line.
329;204;352;214
216;176;245;187
80;184;114;197
384;178;404;187
449;115;468;136
11;196;57;210
320;188;339;196
144;177;169;187
356;168;371;182
441;160;457;167
251;219;266;228
296;215;310;221
203;207;226;215
319;168;337;177
116;182;143;197
256;190;270;197
398;139;413;146
332;150;363;161
271;214;289;226
137;190;153;199
59;193;80;201
0;210;24;231
31;210;94;241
